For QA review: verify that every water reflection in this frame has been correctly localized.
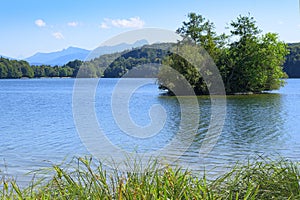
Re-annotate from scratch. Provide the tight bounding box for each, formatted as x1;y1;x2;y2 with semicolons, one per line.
170;94;287;175
95;80;290;174
225;94;284;149
1;78;300;182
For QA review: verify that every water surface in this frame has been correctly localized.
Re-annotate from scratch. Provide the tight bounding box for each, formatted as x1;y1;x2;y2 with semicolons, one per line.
0;78;299;181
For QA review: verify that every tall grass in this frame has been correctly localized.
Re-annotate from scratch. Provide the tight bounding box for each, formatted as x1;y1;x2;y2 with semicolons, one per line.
0;157;299;199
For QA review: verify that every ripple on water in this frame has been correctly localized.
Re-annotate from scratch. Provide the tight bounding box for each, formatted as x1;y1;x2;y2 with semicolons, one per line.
0;78;300;184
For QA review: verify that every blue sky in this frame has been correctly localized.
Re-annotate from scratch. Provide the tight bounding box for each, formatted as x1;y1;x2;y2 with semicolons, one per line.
0;0;299;58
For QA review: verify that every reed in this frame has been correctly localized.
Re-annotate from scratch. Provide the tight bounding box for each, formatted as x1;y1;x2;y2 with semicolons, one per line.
0;157;299;199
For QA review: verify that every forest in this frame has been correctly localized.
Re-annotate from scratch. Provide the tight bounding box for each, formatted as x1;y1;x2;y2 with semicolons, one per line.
284;42;300;78
0;44;172;79
2;42;299;79
1;42;300;80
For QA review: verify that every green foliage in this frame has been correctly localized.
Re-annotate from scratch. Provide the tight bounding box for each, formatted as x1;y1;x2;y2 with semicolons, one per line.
0;157;299;199
19;61;34;78
0;45;171;79
158;13;289;95
214;158;300;199
230;14;261;39
76;63;98;78
223;15;288;93
0;57;76;79
103;44;171;78
0;57;25;78
176;13;223;59
158;43;209;95
284;43;300;78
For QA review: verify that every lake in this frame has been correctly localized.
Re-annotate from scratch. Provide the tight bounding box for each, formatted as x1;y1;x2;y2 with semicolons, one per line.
0;78;300;183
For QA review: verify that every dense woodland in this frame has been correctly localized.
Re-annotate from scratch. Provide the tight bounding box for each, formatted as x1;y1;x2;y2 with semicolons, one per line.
284;43;300;78
0;44;172;79
2;41;299;79
1;42;300;79
0;57;78;78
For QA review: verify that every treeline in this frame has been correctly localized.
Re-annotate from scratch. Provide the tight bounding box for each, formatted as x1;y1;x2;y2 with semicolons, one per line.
0;49;131;78
0;57;81;78
0;58;34;78
2;41;300;81
284;43;300;78
0;44;171;79
64;44;172;78
103;44;171;78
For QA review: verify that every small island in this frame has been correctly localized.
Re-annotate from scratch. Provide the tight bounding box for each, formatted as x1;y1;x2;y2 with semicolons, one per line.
158;13;288;95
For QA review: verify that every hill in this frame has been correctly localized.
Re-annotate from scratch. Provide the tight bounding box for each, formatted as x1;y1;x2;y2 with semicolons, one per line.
284;43;300;78
24;40;149;66
1;42;300;79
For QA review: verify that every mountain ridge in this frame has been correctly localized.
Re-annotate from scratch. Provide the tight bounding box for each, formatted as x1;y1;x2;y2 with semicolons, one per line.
24;39;149;66
25;47;90;66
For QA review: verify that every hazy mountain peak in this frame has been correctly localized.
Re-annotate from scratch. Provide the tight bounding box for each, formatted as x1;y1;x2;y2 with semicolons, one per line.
23;39;149;66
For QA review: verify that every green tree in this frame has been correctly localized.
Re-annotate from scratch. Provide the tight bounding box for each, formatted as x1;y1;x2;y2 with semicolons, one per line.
45;66;59;77
7;64;22;78
33;65;46;77
0;63;8;78
65;59;83;77
158;13;288;95
0;63;7;78
158;43;208;95
20;61;34;78
224;15;288;93
158;13;224;95
176;13;225;59
77;63;97;78
283;43;300;78
259;33;288;90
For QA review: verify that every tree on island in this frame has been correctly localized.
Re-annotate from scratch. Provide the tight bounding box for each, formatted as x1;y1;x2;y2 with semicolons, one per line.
158;13;289;95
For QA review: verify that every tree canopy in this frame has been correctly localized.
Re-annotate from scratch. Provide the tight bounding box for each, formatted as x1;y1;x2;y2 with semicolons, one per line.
0;57;81;79
284;43;300;78
158;13;289;95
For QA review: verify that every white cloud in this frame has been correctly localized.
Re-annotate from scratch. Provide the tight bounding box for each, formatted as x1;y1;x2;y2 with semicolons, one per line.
68;21;78;27
52;32;64;39
35;19;46;27
100;22;110;29
111;17;144;28
101;17;145;29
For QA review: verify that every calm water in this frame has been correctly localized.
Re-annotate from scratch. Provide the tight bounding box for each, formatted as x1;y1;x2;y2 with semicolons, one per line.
0;78;300;182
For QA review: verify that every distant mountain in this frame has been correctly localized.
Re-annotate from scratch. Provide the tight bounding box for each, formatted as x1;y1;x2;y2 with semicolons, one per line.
25;47;90;66
87;39;149;60
24;39;149;66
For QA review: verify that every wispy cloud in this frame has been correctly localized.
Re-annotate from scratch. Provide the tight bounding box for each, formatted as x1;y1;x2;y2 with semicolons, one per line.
52;32;64;39
35;19;46;27
100;17;145;29
278;20;284;25
68;21;78;27
100;22;110;29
